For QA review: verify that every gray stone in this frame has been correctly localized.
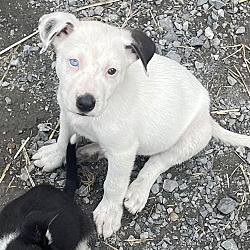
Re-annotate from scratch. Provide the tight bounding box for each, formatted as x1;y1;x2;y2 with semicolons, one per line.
189;37;203;46
209;0;226;9
183;21;189;31
217;197;237;215
167;51;181;63
197;0;208;6
151;183;160;194
159;17;173;31
236;26;245;34
94;6;104;15
195;61;204;70
163;179;179;192
227;75;237;86
221;239;238;250
239;220;248;233
5;97;12;105
205;27;214;39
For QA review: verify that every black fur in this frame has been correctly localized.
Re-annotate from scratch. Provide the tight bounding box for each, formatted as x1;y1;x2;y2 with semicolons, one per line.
0;142;93;250
127;29;156;72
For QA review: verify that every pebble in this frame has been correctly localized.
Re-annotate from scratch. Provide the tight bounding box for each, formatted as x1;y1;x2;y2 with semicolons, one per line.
236;26;245;34
217;198;237;215
170;212;179;221
205;27;214;39
239;220;248;233
5;97;12;105
151;183;160;194
166;51;181;63
209;0;226;9
37;123;51;132
195;61;204;70
221;239;238;250
189;37;203;46
197;0;208;6
163;179;179;192
227;75;237;86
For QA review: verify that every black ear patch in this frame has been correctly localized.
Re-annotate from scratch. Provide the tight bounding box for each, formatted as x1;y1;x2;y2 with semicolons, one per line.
127;29;156;72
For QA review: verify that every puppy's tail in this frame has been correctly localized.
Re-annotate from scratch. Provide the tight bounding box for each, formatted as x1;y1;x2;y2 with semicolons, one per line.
211;117;250;148
64;134;78;198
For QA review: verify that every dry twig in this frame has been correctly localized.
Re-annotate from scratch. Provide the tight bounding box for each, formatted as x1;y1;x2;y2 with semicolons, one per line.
124;238;154;244
0;163;11;184
49;120;60;140
103;242;119;250
211;108;240;115
71;0;120;13
22;146;35;187
239;164;250;194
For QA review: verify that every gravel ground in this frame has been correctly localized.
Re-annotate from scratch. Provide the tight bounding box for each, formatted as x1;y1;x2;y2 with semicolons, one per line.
0;0;250;249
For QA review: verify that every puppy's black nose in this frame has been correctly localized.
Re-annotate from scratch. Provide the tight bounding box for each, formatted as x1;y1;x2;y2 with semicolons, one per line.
76;94;96;113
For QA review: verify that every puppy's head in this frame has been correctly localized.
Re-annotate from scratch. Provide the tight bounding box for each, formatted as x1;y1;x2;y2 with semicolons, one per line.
39;12;155;117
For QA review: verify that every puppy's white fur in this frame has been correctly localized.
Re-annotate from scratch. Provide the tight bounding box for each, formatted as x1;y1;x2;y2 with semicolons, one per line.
0;232;19;250
33;12;250;239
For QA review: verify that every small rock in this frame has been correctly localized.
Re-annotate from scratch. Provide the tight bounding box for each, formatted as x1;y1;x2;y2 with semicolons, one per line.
10;58;19;67
209;0;226;9
170;212;179;222
94;6;104;15
1;81;11;87
213;37;220;47
167;51;181;63
37;123;50;132
189;37;203;47
239;220;248;233
197;0;208;6
227;75;237;86
217;197;237;215
163;179;179;192
174;22;182;30
183;21;189;31
205;27;214;39
221;239;238;250
218;9;224;17
236;26;245;34
195;61;204;70
5;97;12;105
151;183;160;194
140;231;149;239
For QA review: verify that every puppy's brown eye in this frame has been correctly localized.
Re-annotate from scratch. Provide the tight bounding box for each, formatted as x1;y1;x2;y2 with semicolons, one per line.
107;68;117;75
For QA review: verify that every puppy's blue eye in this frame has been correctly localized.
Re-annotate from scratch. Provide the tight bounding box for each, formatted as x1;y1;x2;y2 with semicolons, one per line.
69;59;79;67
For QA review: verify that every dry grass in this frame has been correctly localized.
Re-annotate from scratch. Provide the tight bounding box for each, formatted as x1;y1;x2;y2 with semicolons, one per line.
0;137;30;184
222;43;250;97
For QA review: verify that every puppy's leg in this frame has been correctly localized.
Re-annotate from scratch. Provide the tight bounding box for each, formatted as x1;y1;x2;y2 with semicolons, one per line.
76;143;105;162
124;113;212;214
33;111;71;172
93;145;137;239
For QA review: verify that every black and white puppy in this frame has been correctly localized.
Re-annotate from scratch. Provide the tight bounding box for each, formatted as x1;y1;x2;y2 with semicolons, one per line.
0;137;93;250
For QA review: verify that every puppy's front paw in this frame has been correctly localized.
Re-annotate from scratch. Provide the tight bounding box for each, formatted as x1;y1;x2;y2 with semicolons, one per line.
124;180;150;214
32;143;65;172
93;198;123;239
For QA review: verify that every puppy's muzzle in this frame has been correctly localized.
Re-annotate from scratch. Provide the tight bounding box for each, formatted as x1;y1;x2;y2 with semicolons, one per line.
76;94;96;115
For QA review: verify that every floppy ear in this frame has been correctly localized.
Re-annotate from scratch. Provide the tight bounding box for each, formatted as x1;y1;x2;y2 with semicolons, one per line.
38;12;78;53
125;29;156;73
21;211;57;247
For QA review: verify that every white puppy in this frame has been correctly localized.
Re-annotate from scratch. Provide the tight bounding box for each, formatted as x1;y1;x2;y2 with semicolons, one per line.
33;12;250;239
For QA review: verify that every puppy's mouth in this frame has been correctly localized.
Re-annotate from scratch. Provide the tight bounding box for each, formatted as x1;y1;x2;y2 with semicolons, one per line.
76;112;88;116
